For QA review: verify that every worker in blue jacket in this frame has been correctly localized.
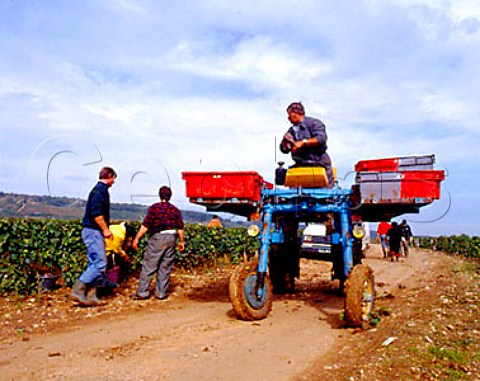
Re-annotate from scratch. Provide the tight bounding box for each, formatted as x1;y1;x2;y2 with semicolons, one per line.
70;166;117;307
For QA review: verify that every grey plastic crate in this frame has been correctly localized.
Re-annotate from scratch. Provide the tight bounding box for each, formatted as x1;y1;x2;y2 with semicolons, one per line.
397;155;435;170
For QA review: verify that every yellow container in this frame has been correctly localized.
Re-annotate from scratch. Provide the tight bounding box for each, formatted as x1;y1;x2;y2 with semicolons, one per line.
284;167;336;188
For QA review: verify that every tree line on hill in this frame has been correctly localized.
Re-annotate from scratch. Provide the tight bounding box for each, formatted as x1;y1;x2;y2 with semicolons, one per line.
0;192;246;227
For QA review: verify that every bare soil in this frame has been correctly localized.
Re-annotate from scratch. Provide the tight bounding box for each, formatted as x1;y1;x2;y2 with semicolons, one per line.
1;245;478;381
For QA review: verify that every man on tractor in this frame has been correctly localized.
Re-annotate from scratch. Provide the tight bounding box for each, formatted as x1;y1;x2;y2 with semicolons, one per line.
279;102;334;188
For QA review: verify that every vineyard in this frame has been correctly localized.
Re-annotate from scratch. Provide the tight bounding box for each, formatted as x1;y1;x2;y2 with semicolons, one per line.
418;235;480;259
1;219;479;380
0;218;258;295
1;217;478;296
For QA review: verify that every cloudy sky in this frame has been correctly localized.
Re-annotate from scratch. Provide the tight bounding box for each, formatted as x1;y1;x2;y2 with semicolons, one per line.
1;0;479;236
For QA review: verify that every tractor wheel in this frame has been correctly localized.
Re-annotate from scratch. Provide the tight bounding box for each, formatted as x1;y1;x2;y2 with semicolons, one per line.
344;264;375;328
229;261;273;321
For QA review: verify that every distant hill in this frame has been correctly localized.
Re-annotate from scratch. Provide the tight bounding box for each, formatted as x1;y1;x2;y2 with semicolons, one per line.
0;192;246;227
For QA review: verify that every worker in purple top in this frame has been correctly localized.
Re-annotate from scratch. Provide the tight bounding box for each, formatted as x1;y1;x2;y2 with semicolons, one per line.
279;102;334;188
131;186;185;301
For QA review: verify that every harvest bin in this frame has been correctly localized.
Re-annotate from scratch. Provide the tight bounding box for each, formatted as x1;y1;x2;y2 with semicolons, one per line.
354;169;445;221
181;171;273;219
355;154;435;172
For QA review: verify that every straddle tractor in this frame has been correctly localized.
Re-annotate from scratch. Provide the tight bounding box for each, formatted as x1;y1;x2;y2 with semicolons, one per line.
182;154;445;327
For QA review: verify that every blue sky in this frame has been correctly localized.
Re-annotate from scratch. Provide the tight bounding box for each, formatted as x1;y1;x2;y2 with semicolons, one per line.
1;0;479;236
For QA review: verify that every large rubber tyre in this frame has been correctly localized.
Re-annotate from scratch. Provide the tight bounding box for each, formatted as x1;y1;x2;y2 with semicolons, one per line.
229;261;273;321
344;264;375;328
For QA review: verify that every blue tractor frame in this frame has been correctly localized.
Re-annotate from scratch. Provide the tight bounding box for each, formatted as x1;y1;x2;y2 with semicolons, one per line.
184;155;443;327
229;184;375;326
256;186;355;293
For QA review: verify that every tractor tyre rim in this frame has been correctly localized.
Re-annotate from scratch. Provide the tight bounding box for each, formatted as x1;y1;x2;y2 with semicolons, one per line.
243;273;267;310
361;278;374;320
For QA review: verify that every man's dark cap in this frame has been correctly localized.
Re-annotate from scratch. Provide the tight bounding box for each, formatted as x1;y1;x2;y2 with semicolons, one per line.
287;102;305;115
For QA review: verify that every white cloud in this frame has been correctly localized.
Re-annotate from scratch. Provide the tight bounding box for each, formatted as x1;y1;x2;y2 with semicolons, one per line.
449;0;480;22
1;0;479;234
102;0;147;15
166;36;331;93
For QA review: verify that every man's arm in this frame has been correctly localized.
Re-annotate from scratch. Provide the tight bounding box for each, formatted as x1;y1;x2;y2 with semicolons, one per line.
132;225;148;251
292;136;320;153
94;215;112;238
292;118;326;152
175;208;185;253
177;229;185;253
308;117;327;146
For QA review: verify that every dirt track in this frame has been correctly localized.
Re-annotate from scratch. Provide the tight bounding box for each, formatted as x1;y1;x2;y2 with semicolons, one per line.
0;245;452;381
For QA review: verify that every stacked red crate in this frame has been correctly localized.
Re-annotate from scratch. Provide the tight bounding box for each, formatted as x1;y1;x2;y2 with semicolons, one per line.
182;171;273;203
355;154;435;172
354;155;444;202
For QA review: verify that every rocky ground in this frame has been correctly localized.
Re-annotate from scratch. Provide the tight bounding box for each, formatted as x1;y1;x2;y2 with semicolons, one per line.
297;249;480;381
1;245;479;380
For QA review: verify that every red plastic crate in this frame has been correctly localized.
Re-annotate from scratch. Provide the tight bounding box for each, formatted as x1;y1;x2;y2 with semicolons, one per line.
182;171;272;202
356;170;444;202
400;170;444;199
355;154;435;172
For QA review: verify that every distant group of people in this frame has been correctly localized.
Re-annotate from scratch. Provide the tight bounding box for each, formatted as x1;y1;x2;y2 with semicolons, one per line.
377;219;414;262
70;166;185;307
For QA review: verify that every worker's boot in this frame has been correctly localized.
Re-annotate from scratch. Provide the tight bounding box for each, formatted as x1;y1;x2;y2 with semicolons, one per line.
86;286;107;306
70;280;90;305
